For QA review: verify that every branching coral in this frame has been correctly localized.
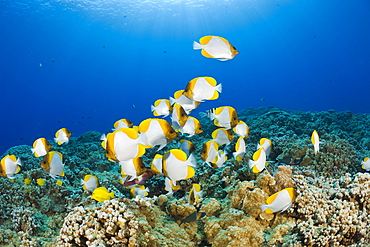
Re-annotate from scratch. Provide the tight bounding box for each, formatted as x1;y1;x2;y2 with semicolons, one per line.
57;198;200;247
288;173;370;246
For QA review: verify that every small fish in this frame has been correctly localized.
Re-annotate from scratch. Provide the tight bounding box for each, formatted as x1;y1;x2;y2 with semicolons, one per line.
211;128;234;146
150;154;164;174
37;178;46;186
200;141;219;167
179;139;195;156
40;151;65;179
81;175;99;192
151;99;173;117
257;138;272;158
180;212;206;224
31;137;51;157
91;187;115;203
170;90;200;114
39;63;43;68
233;136;246;161
213;150;228;168
102;128;146;162
277;155;301;165
182;77;222;102
207;106;239;129
162;149;197;186
54;128;72;145
0;155;21;179
112;119;134;131
260;188;296;213
56;180;63;186
232;120;249;138
362;157;370;171
138;118;178;151
193;35;238;61
120;157;148;180
189;183;203;205
180;116;203;137
171;104;189;130
120;170;154;187
248;148;268;173
164;177;181;194
311;130;324;155
23;178;32;185
130;185;149;198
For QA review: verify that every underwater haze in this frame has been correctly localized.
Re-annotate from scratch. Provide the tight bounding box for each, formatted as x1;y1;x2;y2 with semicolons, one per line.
1;0;370;153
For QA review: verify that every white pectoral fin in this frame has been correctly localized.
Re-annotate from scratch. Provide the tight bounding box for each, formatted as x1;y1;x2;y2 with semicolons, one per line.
193;41;203;50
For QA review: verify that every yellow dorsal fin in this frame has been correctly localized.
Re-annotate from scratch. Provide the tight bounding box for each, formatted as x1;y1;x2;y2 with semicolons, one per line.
259;138;267;145
171;149;187;162
235;138;241;151
253;148;263;161
101;140;107;150
154;99;162;107
364;157;369;162
211;129;219;139
266;191;280;204
193;184;201;192
199;35;213;45
139;119;152;133
285;188;296;201
216;36;229;44
174;90;184;99
311;130;318;144
214;107;224;115
121;128;138;139
204;77;217;86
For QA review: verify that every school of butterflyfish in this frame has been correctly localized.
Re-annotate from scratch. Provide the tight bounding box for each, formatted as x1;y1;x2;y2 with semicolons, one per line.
0;35;368;217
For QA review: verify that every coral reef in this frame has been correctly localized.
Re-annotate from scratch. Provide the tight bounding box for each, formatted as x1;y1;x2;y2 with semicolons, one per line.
0;107;369;246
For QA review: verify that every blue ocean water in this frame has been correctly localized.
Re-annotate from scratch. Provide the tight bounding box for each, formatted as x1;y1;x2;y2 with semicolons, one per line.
1;0;369;154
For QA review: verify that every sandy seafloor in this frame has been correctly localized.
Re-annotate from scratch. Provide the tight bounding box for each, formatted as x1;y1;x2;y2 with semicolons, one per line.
0;106;369;247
